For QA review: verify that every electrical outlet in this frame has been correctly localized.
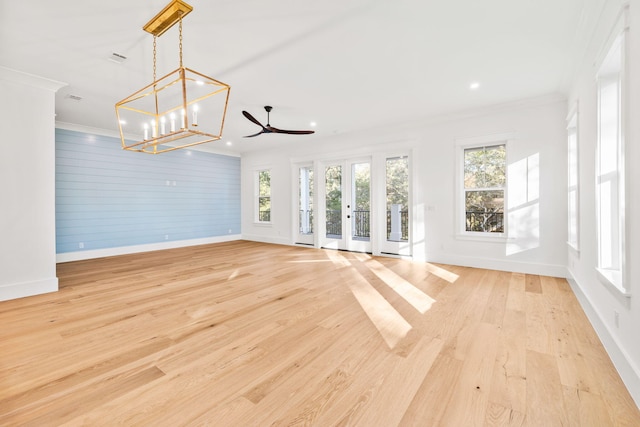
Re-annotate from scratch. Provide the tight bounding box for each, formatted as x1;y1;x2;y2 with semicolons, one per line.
79;242;84;249
228;229;232;234
165;234;169;240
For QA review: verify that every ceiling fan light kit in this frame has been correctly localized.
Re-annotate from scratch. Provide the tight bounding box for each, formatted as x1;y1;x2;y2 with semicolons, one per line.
115;0;230;154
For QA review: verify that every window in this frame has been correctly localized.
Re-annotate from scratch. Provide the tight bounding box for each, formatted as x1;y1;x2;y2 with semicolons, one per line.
256;169;271;223
596;19;627;293
298;166;313;234
567;107;579;251
463;144;506;233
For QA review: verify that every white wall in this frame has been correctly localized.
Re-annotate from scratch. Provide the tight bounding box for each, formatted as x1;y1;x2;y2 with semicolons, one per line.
241;95;568;277
0;67;66;301
566;0;640;406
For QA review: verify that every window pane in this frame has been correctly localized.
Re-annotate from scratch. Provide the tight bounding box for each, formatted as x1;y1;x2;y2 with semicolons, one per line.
464;145;506;189
299;166;313;234
386;157;409;241
259;170;270;197
325;165;342;238
465;190;504;232
352;162;370;239
258;170;270;222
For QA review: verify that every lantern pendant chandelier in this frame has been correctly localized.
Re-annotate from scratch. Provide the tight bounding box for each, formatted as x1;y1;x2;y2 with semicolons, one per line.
115;0;230;154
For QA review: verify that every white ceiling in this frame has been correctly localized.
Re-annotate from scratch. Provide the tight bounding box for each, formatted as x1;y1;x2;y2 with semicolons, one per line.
0;0;604;155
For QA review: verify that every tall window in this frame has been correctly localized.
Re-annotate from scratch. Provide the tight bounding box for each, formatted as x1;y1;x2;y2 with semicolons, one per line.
257;169;271;223
567;107;579;251
299;166;313;234
463;144;506;233
596;24;627;292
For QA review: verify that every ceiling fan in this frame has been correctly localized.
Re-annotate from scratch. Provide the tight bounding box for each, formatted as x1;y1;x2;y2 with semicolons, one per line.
242;106;315;137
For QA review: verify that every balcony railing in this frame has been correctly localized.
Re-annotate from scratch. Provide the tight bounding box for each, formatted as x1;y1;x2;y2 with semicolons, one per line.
320;209;409;241
465;211;504;233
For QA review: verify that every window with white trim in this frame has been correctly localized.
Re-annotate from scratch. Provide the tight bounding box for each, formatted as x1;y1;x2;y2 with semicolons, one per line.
596;19;627;292
463;144;506;234
256;169;271;223
567;107;579;251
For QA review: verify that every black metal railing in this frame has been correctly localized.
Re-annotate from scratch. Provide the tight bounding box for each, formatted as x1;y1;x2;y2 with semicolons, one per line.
326;209;342;236
299;209;314;233
316;209;410;240
465;211;504;233
386;210;409;241
353;210;370;238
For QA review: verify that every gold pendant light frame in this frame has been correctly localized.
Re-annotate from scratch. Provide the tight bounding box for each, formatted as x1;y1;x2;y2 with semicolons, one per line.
115;0;230;154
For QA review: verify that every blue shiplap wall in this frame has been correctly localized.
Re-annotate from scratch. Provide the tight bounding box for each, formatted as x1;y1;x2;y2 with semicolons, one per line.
55;128;240;253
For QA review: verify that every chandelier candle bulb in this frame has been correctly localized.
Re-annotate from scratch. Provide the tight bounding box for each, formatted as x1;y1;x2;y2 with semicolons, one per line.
192;104;198;126
151;119;157;138
143;123;149;140
181;109;186;129
160;116;166;135
170;113;176;132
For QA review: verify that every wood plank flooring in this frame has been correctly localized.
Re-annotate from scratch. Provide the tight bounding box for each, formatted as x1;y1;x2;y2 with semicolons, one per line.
1;240;638;426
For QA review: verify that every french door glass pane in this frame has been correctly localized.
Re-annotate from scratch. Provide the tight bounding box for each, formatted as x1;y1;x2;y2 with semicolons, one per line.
325;165;342;238
386;157;409;241
352;163;370;240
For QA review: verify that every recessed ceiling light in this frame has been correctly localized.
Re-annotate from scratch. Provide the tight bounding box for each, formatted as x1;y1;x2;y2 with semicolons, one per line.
119;119;127;125
469;82;480;90
310;121;317;127
226;141;232;146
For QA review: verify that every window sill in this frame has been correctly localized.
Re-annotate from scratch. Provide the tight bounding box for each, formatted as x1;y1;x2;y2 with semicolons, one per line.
253;221;272;227
596;267;631;299
455;233;512;243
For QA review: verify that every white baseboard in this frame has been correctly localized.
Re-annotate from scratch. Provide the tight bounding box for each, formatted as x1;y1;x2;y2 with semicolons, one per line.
566;273;640;409
56;235;242;263
425;252;568;278
241;234;292;246
0;277;58;302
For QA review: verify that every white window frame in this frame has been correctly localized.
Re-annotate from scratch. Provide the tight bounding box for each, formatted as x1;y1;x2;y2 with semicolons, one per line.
455;134;511;241
567;104;580;253
595;6;629;295
255;169;272;224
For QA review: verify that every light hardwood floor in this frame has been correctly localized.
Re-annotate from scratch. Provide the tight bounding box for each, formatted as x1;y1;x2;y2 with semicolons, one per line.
1;241;639;426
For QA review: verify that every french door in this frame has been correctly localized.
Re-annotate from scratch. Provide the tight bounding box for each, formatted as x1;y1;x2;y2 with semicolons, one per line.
295;154;410;256
319;159;372;252
378;155;410;256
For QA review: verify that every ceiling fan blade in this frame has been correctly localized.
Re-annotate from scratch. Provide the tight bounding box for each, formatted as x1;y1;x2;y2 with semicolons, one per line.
242;110;266;129
243;129;269;138
268;126;315;135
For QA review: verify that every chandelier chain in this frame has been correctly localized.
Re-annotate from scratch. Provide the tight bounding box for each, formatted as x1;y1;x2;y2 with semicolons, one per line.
179;17;183;68
153;36;157;82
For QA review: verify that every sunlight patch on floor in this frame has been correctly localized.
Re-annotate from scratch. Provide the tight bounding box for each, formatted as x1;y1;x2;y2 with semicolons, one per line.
325;250;353;268
365;259;435;314
346;277;412;349
425;263;459;283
